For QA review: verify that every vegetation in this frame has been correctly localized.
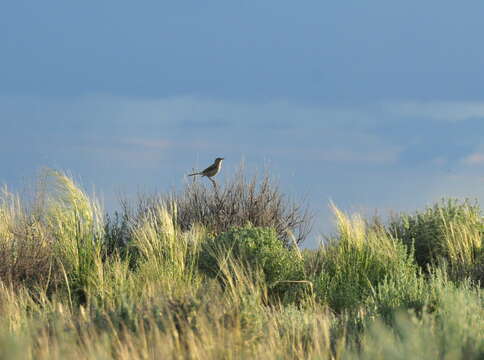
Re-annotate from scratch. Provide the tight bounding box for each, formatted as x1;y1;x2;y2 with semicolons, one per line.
199;225;306;302
0;169;482;359
389;199;484;283
168;169;311;245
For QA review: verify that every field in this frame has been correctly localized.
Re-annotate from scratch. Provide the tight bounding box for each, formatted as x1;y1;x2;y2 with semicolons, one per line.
0;169;482;359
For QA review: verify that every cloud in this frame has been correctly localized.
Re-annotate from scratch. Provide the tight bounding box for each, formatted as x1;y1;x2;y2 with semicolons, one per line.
385;101;484;121
462;152;484;166
4;94;484;171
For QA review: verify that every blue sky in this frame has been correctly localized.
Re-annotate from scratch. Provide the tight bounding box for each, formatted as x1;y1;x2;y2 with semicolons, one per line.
2;2;484;246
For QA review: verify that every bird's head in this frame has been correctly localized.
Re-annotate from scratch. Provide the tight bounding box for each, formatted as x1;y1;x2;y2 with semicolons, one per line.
215;157;224;164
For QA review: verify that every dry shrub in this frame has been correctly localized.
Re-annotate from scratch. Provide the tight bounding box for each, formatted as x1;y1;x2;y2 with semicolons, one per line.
172;168;312;246
0;169;103;292
119;168;312;246
0;187;58;290
0;224;56;290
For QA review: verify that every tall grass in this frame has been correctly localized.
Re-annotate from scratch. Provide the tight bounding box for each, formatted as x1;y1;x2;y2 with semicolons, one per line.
130;202;205;296
40;170;105;304
312;204;418;313
0;169;482;359
390;199;483;281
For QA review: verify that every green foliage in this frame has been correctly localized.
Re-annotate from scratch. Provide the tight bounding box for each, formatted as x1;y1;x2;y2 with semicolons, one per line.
40;170;105;304
390;198;483;281
350;274;484;360
365;264;463;324
313;205;419;313
199;225;306;302
365;269;427;322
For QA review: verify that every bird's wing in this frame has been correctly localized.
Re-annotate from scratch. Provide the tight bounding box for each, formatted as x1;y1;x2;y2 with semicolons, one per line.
202;163;217;173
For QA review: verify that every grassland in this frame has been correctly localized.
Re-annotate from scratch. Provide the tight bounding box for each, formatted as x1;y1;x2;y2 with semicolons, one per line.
0;169;482;359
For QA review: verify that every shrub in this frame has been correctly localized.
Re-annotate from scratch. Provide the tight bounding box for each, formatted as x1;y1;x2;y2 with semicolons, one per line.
351;273;484;360
172;168;312;246
199;225;306;302
313;205;419;313
389;199;483;281
0;187;57;290
103;210;131;259
107;167;312;256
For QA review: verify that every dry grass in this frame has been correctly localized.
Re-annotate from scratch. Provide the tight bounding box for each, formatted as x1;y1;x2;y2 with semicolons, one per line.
0;186;58;290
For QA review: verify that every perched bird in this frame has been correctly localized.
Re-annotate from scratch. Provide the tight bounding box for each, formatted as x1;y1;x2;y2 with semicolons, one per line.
188;157;224;179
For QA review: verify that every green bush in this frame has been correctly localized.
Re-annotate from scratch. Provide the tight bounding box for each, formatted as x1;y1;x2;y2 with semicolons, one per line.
364;266;427;322
198;225;306;302
351;272;484;360
313;205;419;313
365;265;461;323
389;199;483;281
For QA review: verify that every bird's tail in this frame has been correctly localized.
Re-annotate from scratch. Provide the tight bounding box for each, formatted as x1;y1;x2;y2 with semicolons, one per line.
188;172;201;177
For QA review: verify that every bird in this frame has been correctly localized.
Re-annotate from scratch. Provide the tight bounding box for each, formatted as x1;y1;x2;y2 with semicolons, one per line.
188;157;224;179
